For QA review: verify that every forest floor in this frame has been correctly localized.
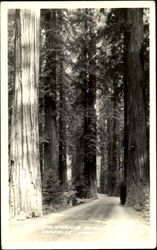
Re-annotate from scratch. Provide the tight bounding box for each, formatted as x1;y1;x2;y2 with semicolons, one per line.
6;194;153;249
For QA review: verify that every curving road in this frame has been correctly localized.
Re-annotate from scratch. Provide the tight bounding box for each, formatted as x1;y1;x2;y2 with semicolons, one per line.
8;194;151;247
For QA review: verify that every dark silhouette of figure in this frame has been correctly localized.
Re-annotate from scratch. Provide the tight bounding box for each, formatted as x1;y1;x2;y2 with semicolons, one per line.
67;194;77;206
120;181;126;205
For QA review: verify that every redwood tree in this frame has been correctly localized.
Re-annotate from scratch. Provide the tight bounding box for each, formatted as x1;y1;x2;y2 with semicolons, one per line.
43;10;57;176
83;9;97;198
9;9;42;218
125;9;149;209
58;10;67;184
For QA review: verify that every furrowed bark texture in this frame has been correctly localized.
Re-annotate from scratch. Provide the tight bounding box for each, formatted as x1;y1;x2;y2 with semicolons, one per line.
83;10;97;198
9;9;42;218
58;11;67;184
112;79;119;196
125;9;149;210
99;124;107;194
72;135;84;182
100;150;106;193
58;69;67;184
107;94;114;196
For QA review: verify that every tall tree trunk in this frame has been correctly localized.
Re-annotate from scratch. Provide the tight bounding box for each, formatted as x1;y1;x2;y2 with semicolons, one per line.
58;70;67;184
99;120;108;194
107;93;114;196
44;10;57;176
112;79;119;196
72;134;84;182
83;10;89;197
84;10;97;198
125;9;149;209
107;81;119;197
39;97;45;183
123;10;128;184
100;145;106;193
72;84;85;192
58;10;67;184
72;133;85;198
9;9;42;218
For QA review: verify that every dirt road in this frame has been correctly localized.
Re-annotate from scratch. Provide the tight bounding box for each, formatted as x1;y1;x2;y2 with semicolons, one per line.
7;194;152;248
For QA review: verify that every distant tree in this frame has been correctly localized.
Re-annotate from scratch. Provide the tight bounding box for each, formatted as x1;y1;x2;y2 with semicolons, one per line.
69;9;88;196
42;10;58;177
81;9;97;198
58;10;67;184
98;9;125;196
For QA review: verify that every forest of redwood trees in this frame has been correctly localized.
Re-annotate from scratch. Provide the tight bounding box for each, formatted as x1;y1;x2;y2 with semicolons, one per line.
8;8;150;219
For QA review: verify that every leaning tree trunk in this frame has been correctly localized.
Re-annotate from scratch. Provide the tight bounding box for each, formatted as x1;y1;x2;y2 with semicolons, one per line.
9;9;42;218
125;9;149;210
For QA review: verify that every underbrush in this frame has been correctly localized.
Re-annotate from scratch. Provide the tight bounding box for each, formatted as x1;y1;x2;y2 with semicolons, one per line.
42;170;78;214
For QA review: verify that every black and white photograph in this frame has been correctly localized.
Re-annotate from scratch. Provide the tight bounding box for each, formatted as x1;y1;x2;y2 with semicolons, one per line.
1;1;156;249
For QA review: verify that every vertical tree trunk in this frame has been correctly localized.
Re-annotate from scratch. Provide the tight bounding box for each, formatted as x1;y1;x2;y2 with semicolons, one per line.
58;10;67;184
125;9;149;209
88;24;97;198
72;134;84;182
39;97;45;183
84;10;97;198
9;9;42;218
44;10;57;176
100;149;105;193
71;84;85;190
106;82;118;197
99;118;108;194
123;9;128;185
58;83;67;184
112;79;119;196
72;133;85;198
82;12;89;197
58;77;67;184
107;94;114;196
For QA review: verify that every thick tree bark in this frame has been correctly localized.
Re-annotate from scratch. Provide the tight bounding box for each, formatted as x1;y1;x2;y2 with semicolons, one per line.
107;95;114;196
44;97;57;171
106;81;119;197
58;94;67;184
100;150;105;193
125;9;149;209
58;10;67;184
72;134;85;198
72;85;85;191
9;9;42;218
112;79;119;196
99;120;107;194
84;11;97;198
72;134;84;182
58;79;67;184
123;9;128;184
44;10;57;176
82;15;89;197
